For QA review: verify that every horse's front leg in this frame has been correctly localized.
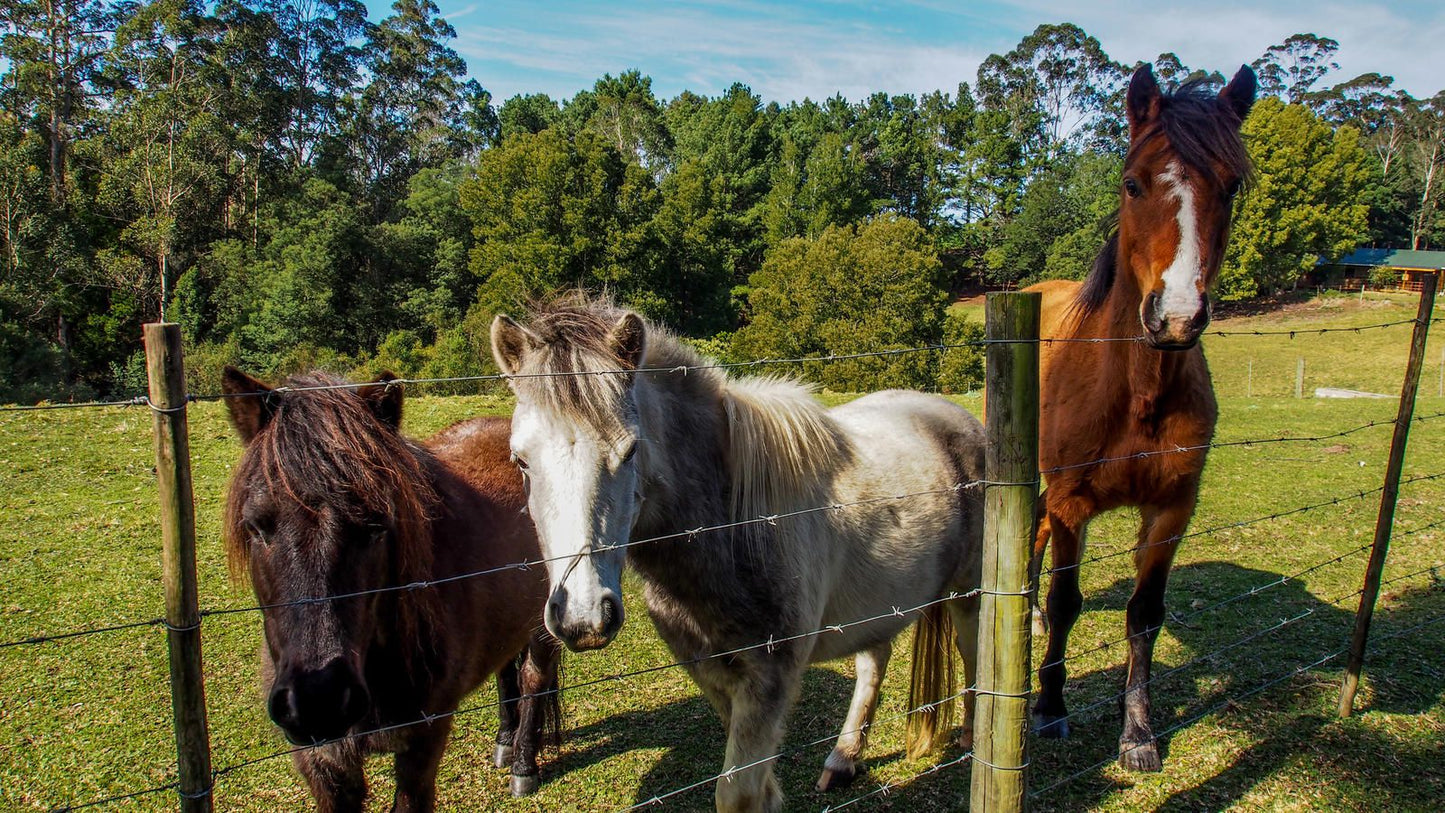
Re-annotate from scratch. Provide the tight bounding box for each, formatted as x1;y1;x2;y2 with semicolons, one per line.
714;648;808;813
493;656;522;768
508;631;564;797
1119;503;1191;772
391;717;452;813
816;641;891;791
294;741;367;813
1034;509;1086;738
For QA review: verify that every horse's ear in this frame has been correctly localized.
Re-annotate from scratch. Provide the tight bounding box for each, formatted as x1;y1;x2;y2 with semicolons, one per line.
608;312;647;370
362;373;404;430
1126;64;1162;135
222;366;276;444
491;314;538;376
1218;64;1257;124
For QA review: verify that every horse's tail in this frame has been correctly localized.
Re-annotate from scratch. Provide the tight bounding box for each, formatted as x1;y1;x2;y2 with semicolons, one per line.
905;602;957;760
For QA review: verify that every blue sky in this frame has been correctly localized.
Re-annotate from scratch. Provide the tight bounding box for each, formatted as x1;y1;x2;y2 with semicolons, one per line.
398;0;1445;104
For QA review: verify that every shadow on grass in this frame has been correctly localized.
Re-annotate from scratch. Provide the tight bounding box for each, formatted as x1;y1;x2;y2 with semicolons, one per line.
551;664;973;810
1032;561;1445;811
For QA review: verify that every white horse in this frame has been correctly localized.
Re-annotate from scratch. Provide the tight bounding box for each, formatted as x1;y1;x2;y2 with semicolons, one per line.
490;297;984;812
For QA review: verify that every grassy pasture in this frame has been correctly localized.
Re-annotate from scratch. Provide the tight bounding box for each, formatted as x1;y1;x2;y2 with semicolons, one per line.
3;294;1445;811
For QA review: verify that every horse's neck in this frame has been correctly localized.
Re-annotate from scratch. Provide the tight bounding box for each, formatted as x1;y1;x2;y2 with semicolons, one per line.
1095;277;1196;425
633;375;732;535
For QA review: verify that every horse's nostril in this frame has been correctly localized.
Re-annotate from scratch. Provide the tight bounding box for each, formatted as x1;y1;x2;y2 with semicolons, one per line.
599;593;623;635
267;685;296;728
1141;291;1165;334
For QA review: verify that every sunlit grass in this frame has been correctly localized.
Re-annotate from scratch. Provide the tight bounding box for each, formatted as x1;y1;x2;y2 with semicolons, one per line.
2;295;1444;810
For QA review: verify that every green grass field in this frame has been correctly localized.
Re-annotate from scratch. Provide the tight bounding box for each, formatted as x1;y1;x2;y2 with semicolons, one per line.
3;293;1444;811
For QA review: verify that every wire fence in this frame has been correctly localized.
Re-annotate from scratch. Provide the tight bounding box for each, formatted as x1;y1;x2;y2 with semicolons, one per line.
1;315;1437;413
6;310;1445;811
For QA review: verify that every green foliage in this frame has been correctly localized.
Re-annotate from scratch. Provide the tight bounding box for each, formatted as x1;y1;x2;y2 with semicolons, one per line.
1219;99;1371;299
0;10;1437;403
936;309;984;393
461;128;663;319
988;151;1120;285
733;217;948;391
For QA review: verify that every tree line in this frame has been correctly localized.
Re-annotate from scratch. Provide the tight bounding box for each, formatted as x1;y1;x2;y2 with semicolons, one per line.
2;5;1442;402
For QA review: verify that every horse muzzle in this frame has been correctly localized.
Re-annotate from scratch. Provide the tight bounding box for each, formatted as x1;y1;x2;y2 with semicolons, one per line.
1141;290;1210;350
268;657;371;744
546;589;624;652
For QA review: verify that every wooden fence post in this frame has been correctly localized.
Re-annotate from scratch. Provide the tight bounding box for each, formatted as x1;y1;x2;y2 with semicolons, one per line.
144;323;214;811
1338;274;1436;717
971;292;1040;811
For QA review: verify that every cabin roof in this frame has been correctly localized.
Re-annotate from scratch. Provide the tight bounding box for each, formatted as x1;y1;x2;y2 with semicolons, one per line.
1325;248;1445;271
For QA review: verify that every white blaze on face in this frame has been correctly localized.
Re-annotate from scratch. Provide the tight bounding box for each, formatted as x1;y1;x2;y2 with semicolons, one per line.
1158;160;1205;322
508;399;634;645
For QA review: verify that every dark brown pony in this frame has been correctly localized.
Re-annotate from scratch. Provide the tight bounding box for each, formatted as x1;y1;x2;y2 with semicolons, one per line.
222;368;562;811
1024;64;1256;772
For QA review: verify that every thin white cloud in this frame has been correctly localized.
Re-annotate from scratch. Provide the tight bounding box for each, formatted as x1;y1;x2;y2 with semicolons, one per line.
452;1;1443;102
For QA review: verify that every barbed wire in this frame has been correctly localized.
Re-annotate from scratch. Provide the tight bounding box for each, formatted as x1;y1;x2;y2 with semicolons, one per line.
625;687;974;810
3;315;1432;411
0;615;164;651
820;750;975;813
1040;468;1445;580
1033;565;1444;755
1031;607;1445;799
47;779;179;812
199;481;985;618
11;413;1433;650
1039;410;1445;479
209;589;981;783
1204;317;1427;338
1044;539;1377;672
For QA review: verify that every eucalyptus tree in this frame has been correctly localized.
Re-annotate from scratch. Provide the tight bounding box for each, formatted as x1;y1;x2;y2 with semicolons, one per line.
1252;33;1340;106
335;0;472;221
101;0;230;321
0;0;113;202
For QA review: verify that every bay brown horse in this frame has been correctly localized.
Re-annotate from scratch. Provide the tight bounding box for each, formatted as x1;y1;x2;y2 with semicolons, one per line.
1025;64;1256;772
222;368;562;810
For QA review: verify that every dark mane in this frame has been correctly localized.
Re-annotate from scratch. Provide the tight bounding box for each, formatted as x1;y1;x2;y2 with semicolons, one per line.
1076;79;1252;316
1077;232;1120;315
223;372;439;647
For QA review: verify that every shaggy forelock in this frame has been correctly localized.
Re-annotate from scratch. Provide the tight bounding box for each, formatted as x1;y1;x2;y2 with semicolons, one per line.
509;297;703;432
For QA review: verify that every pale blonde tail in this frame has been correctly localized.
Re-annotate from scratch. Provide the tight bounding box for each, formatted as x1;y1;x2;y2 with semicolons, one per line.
905;603;957;760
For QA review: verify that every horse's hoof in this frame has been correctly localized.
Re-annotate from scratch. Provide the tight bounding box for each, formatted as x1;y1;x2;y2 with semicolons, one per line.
510;773;540;797
493;743;514;769
1032;712;1070;738
815;765;860;792
1118;740;1161;772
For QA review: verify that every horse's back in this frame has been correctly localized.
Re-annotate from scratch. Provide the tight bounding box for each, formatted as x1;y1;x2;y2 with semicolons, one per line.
1023;279;1085;377
427;416;527;512
812;391;983;658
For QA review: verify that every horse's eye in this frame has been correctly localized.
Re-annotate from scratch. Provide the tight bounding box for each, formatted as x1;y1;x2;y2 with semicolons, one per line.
1226;179;1242;198
1123;178;1142;198
620;441;638;464
247;521;271;547
510;452;529;471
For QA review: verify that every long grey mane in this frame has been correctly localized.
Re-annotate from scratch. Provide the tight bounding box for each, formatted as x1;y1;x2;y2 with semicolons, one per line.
509;296;852;535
